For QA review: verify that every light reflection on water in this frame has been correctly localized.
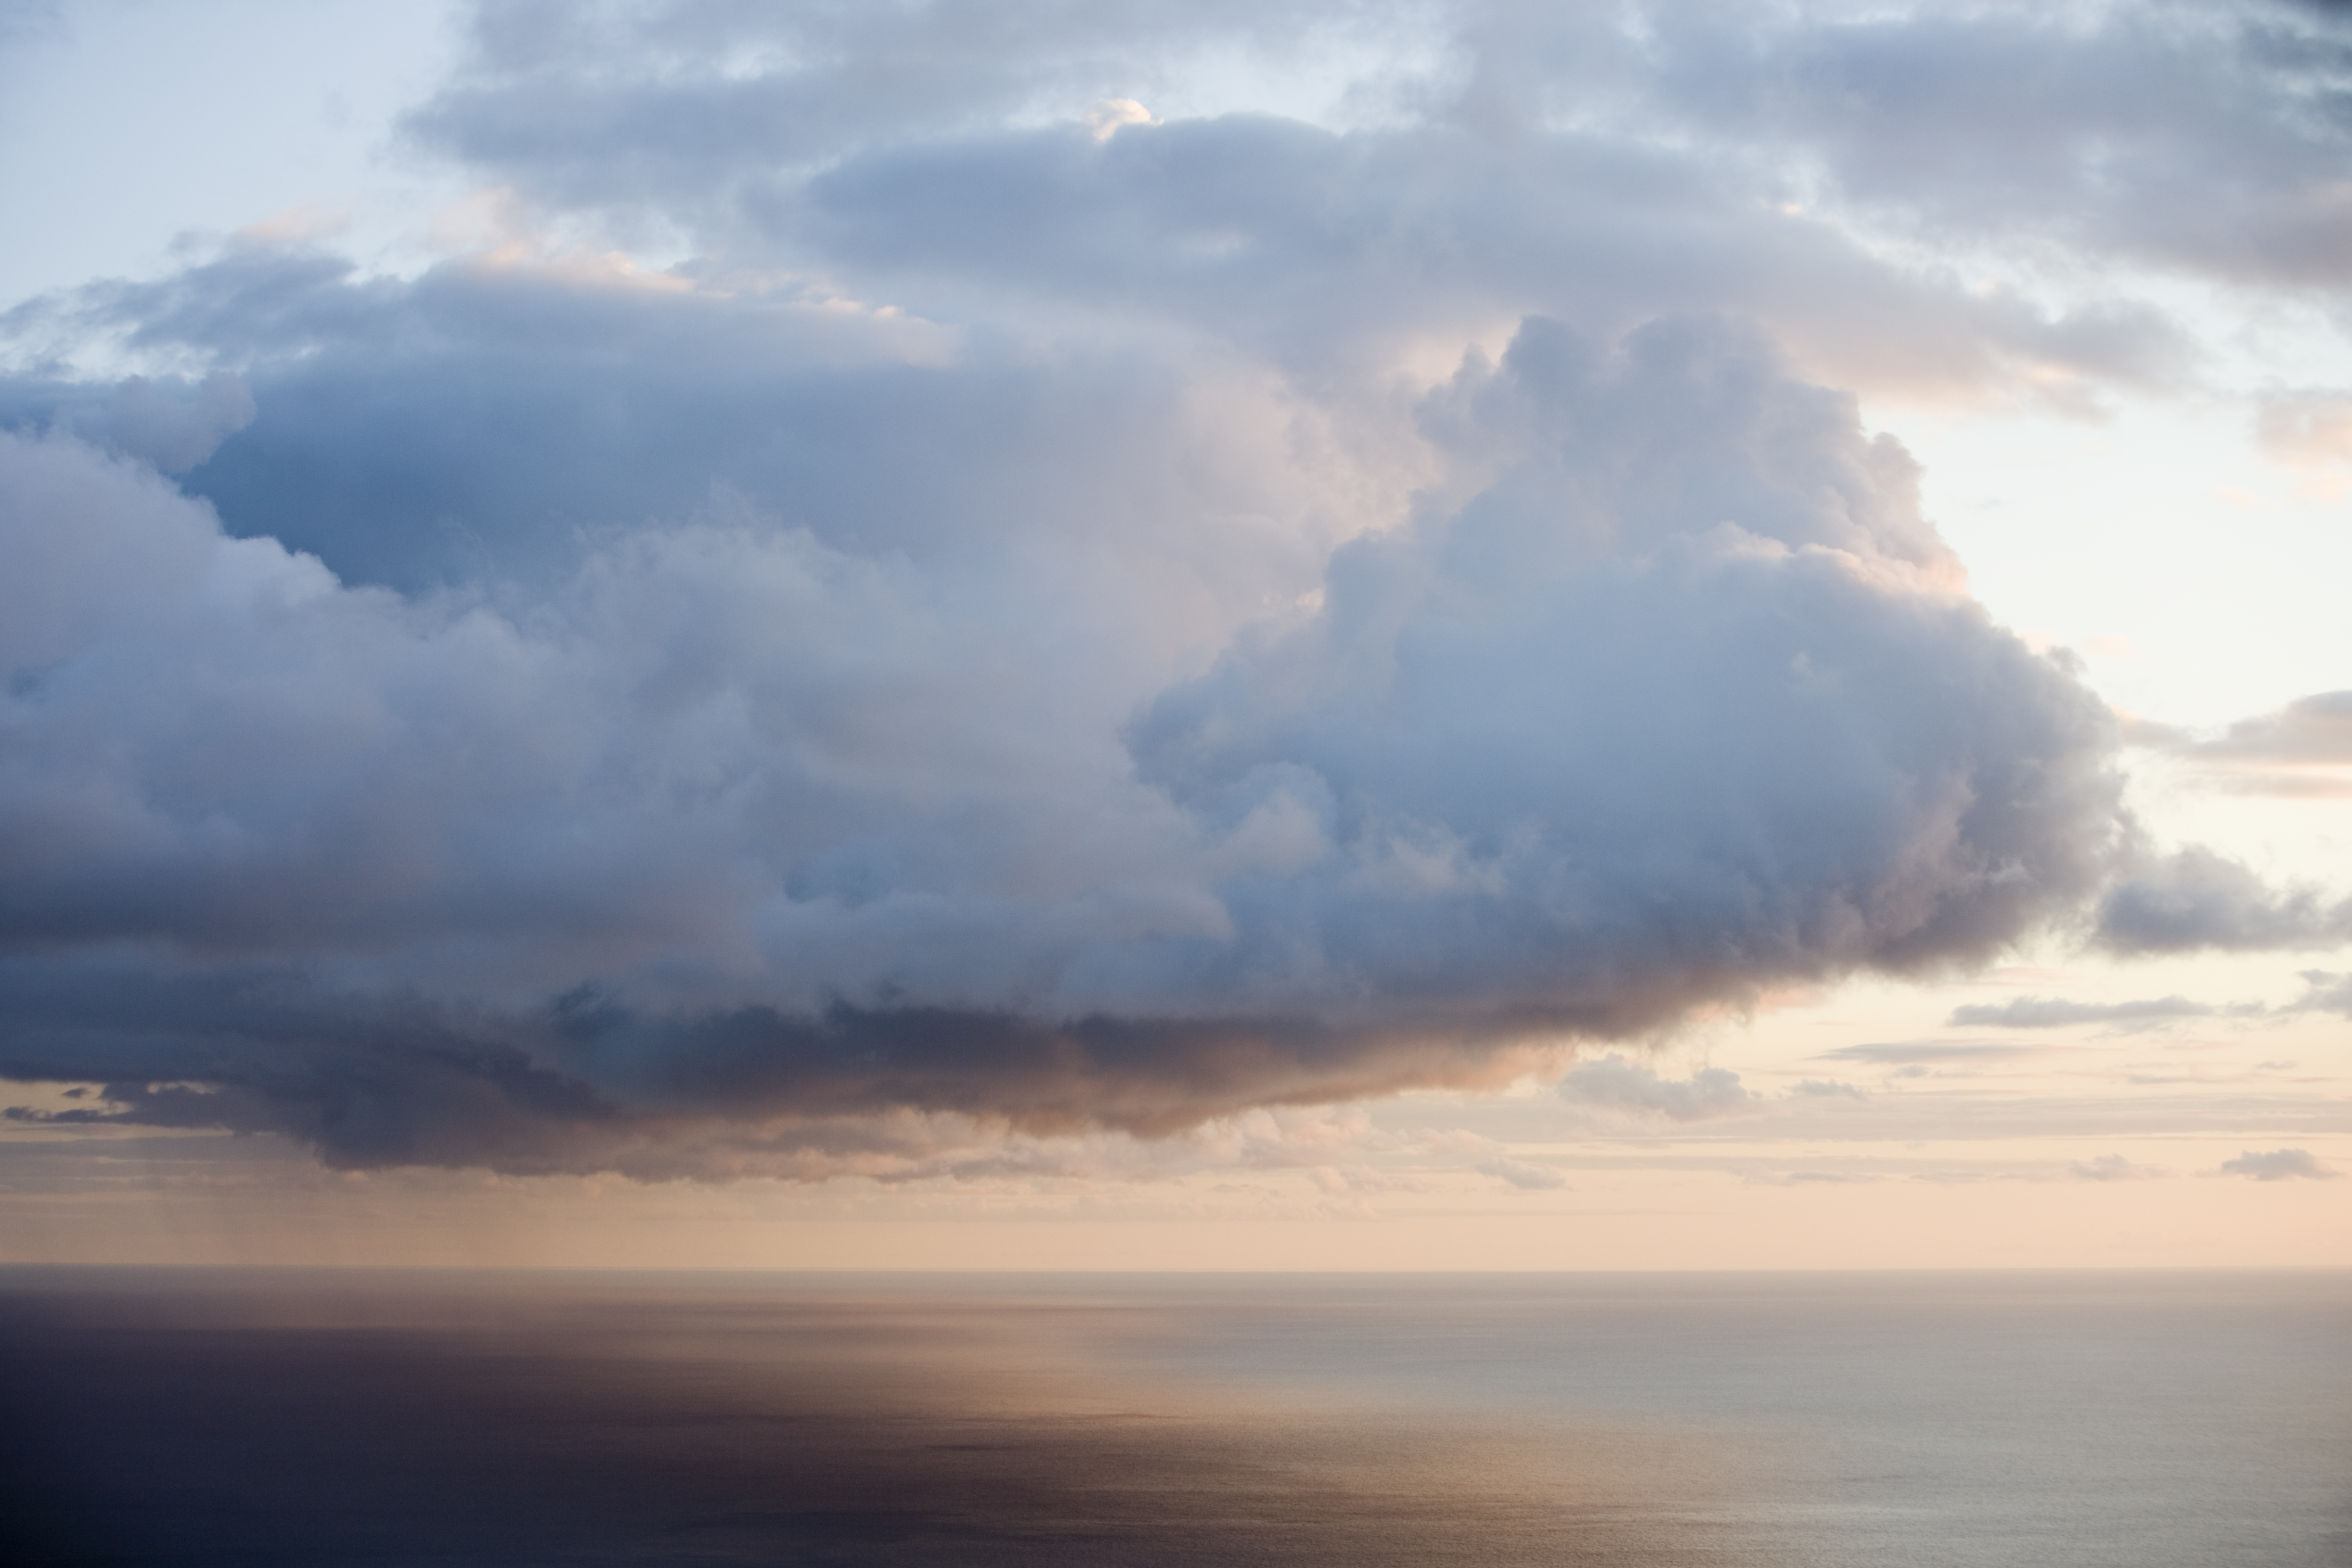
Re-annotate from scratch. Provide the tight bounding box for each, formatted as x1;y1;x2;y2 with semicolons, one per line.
1;1269;2344;1566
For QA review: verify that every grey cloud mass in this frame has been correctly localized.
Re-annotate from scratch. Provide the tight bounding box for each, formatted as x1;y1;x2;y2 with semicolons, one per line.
0;313;2131;1172
0;0;2341;1177
0;372;256;474
1625;2;2352;292
399;0;2351;389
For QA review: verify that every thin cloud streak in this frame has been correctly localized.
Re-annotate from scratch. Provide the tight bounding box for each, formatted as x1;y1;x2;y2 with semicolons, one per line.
1946;995;2260;1029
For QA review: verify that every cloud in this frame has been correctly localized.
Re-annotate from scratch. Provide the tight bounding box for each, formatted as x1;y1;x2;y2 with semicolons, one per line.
0;308;2141;1175
381;0;2269;404
2094;847;2352;955
2258;391;2352;471
1747;1168;1877;1186
2215;1148;2340;1181
2069;1153;2166;1181
1627;2;2352;294
1820;1043;2038;1065
1413;1127;1568;1189
1085;98;1159;141
1945;995;2251;1029
2189;690;2352;764
0;373;255;473
1558;1055;1760;1121
10;1;2345;1181
1126;319;2123;1029
2127;689;2352;798
1789;1078;1865;1099
1476;1155;1568;1191
2287;971;2352;1017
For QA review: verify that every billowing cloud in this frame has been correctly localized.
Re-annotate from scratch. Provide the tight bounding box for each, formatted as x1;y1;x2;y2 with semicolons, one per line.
1;0;2342;1181
2215;1148;2340;1181
0;310;2136;1173
1126;320;2122;1029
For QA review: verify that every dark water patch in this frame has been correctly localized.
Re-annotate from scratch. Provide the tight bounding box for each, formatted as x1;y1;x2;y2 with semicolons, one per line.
0;1270;1784;1568
1;1269;2346;1567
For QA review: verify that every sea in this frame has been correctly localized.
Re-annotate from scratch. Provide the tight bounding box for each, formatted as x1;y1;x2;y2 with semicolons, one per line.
2;1268;2345;1566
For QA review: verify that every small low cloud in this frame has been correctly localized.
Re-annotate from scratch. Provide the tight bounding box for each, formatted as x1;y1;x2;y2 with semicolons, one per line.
2215;1148;2339;1182
2094;847;2352;956
2069;1153;2165;1181
2191;691;2352;765
1559;1056;1761;1120
2124;691;2352;799
2287;971;2352;1018
1789;1078;1865;1099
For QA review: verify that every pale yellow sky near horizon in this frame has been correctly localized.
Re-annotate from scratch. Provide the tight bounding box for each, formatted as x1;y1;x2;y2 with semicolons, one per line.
5;938;2342;1271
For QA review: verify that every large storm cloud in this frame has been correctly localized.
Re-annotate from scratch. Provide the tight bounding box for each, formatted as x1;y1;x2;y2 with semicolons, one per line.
0;0;2342;1176
0;311;2126;1172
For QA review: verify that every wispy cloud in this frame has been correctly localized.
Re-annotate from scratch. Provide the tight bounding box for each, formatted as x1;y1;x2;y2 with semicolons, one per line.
1820;1043;2041;1065
2069;1153;2167;1182
1946;995;2260;1030
2124;689;2352;799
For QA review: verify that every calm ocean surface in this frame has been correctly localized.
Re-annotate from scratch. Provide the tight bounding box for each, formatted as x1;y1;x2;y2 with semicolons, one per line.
2;1268;2344;1566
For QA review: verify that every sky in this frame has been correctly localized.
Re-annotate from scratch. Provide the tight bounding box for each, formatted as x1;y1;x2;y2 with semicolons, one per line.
0;0;2347;1270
